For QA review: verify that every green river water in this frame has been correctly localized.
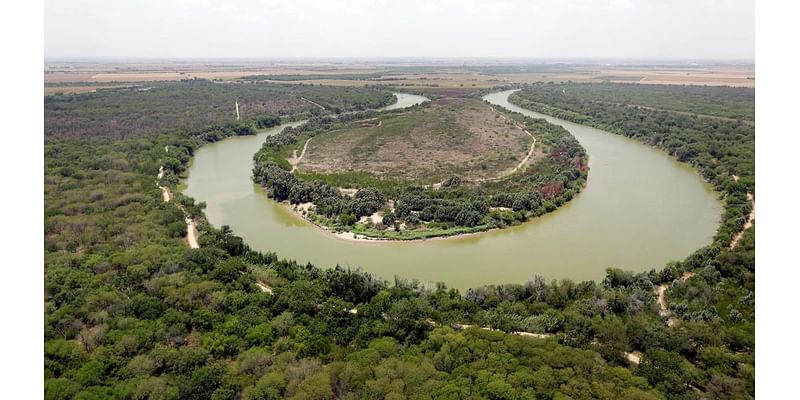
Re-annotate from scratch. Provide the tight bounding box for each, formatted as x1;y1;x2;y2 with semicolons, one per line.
183;90;722;291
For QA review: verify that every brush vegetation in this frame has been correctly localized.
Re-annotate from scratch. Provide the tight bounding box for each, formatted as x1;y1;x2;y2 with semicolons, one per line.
44;82;754;399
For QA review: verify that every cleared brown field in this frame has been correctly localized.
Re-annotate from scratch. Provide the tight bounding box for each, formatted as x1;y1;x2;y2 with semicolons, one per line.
44;85;131;95
43;63;382;83
497;67;755;87
44;71;257;83
44;62;755;88
297;98;538;183
636;70;755;87
241;67;755;89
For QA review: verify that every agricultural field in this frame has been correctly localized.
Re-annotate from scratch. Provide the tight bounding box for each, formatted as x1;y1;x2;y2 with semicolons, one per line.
44;62;756;93
298;98;538;183
44;85;133;95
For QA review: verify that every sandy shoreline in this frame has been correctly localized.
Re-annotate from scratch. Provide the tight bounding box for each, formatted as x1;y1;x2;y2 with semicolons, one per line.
276;201;508;244
276;105;538;244
158;162;200;249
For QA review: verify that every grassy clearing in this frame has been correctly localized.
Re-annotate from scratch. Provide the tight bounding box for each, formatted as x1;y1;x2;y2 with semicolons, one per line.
298;98;535;183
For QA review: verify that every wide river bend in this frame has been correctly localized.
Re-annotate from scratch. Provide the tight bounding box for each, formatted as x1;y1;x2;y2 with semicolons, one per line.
184;91;721;290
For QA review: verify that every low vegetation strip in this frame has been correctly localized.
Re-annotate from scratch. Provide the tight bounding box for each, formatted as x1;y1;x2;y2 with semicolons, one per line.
252;96;587;240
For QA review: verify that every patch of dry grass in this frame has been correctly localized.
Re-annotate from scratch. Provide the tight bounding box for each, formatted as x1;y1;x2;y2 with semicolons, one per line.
298;98;537;183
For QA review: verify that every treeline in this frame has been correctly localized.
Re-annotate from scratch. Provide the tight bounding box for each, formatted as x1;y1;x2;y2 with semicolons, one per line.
510;83;754;247
44;80;395;139
251;105;587;236
252;163;385;222
551;82;755;120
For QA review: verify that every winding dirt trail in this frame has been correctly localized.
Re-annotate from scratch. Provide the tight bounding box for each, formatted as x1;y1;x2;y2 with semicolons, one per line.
415;107;536;187
301;97;326;111
656;284;669;316
655;272;695;326
160;186;172;202
480;132;535;183
730;192;755;249
289;137;313;173
185;217;199;249
434;322;552;339
477;106;536;183
156;166;172;202
157;150;199;248
255;282;273;294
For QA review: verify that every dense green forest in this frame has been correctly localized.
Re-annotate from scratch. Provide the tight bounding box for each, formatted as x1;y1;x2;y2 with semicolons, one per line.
536;82;755;120
251;101;587;239
45;82;754;399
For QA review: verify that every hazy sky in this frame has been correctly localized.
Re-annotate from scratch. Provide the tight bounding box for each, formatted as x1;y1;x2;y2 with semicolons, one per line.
44;0;754;60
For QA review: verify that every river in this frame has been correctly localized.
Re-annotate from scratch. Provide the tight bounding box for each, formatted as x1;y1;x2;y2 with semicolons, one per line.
183;91;721;291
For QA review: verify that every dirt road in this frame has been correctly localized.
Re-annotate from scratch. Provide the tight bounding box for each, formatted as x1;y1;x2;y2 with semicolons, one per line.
478;106;536;182
185;217;199;249
255;282;273;294
158;163;198;248
730;192;755;249
301;97;325;110
289;137;313;173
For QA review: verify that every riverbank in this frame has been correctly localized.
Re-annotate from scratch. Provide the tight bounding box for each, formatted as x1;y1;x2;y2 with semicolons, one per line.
278;201;509;243
254;96;584;242
505;88;750;253
158;157;200;249
183;90;722;290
